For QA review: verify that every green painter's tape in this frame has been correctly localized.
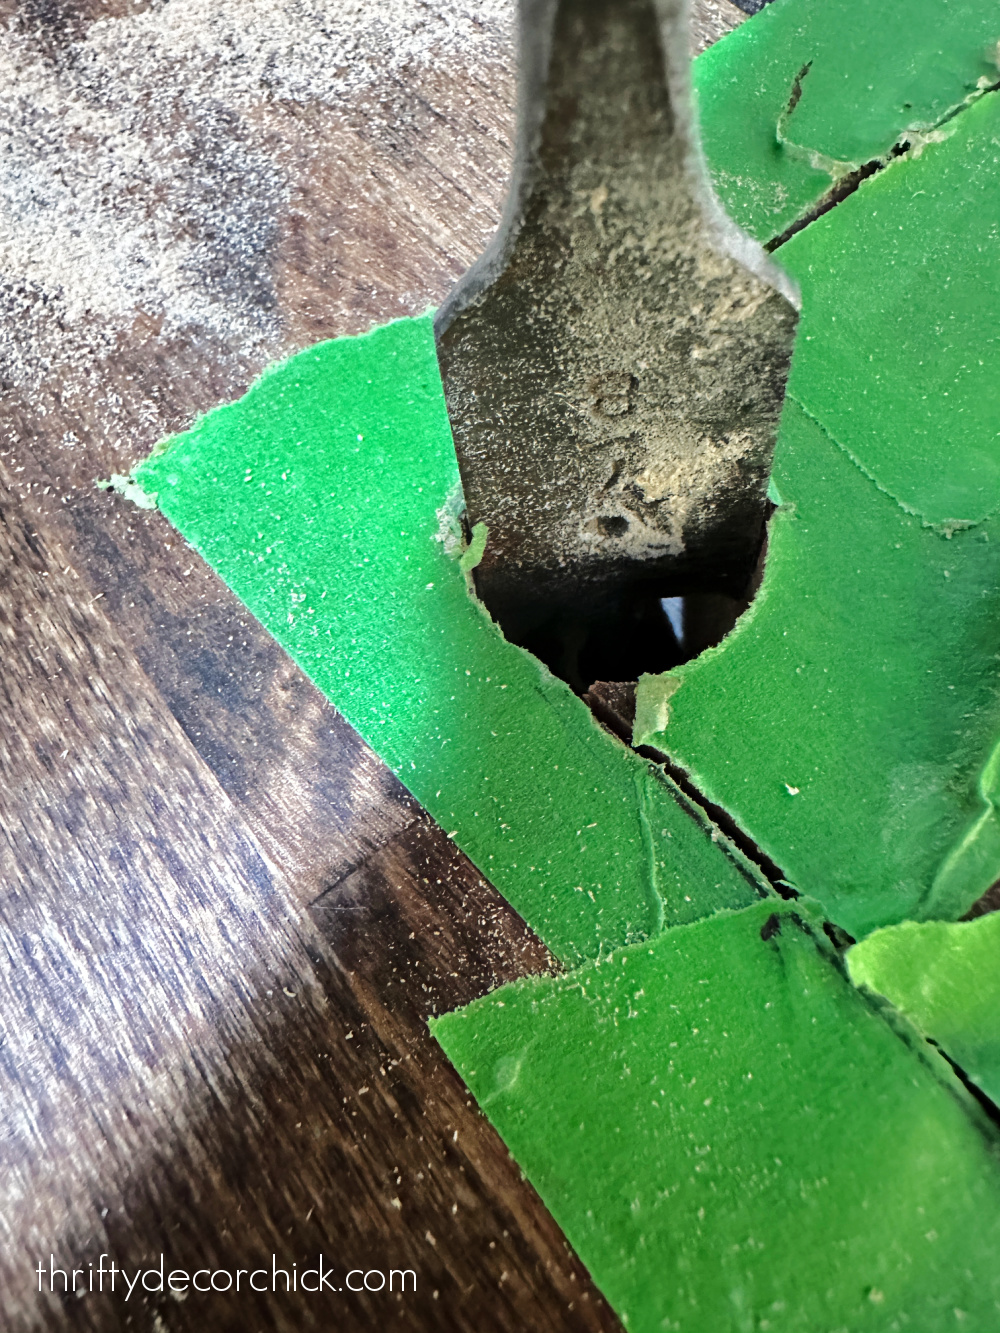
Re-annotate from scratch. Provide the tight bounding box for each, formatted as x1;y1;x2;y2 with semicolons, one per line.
782;92;1000;527
641;93;1000;937
434;901;1000;1332
694;0;1000;243
135;316;762;967
849;911;1000;1109
638;400;1000;938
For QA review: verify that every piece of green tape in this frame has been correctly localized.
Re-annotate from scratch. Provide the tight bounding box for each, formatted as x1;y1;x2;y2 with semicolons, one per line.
694;0;1000;243
134;315;764;968
848;910;1000;1108
639;90;1000;939
433;900;1000;1332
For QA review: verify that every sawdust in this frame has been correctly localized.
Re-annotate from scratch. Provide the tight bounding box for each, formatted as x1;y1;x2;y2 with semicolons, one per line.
0;0;513;391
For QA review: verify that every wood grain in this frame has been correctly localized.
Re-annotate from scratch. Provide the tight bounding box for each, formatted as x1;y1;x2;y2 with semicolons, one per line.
0;0;517;902
0;2;745;1327
0;3;628;1328
0;459;621;1332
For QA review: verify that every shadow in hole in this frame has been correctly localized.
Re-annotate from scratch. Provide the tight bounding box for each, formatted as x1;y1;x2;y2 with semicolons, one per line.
508;521;770;694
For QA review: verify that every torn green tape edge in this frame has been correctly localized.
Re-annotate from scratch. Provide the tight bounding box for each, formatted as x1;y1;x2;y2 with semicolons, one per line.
848;910;1000;1110
694;0;1000;245
434;900;1000;1332
639;86;1000;940
133;314;765;970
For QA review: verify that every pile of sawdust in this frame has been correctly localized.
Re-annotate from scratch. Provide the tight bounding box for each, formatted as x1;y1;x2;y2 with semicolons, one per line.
0;0;512;389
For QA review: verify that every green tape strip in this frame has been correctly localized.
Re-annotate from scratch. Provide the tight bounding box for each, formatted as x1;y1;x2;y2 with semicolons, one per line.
849;911;1000;1108
434;901;1000;1331
694;0;1000;242
135;315;763;966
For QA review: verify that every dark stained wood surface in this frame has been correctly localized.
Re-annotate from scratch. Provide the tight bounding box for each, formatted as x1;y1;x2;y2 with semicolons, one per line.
0;366;621;1332
0;3;628;1329
0;1;742;1327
